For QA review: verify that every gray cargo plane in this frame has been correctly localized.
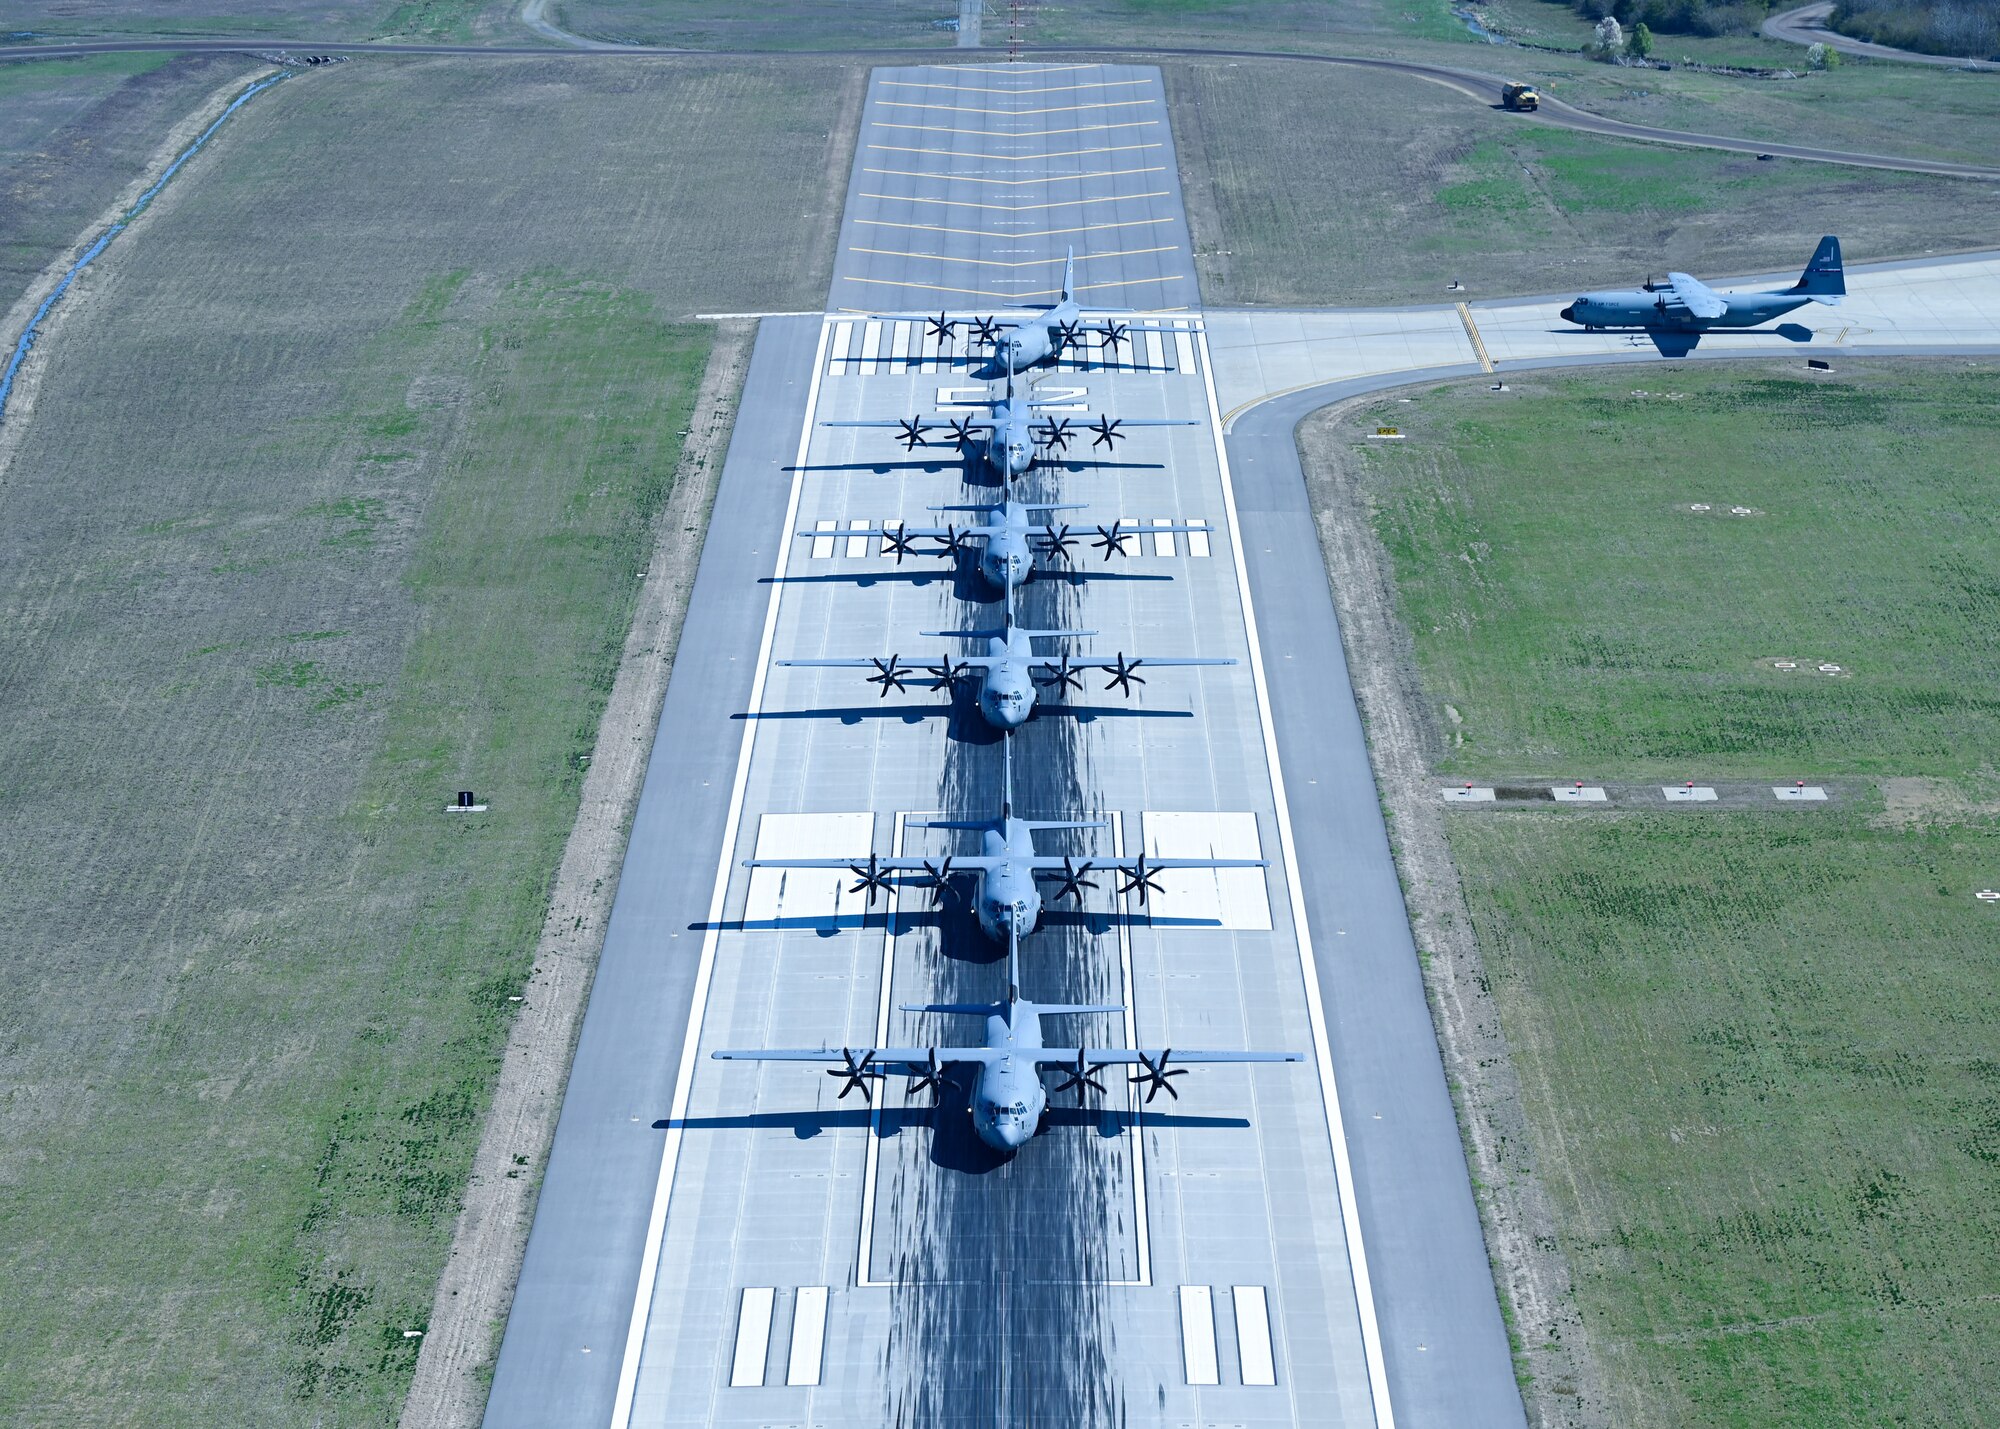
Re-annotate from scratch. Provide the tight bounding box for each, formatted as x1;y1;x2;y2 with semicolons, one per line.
825;363;1199;482
796;500;1211;594
742;735;1265;944
1560;236;1845;331
711;927;1301;1152
777;587;1233;729
875;248;1196;376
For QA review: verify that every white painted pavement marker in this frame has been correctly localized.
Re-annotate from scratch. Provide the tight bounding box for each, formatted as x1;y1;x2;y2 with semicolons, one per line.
1775;785;1828;801
744;812;874;924
1149;516;1175;557
785;1286;827;1387
845;518;870;559
1441;786;1496;803
728;1288;774;1387
1179;1285;1220;1386
811;518;836;560
1663;785;1718;802
1141;812;1272;930
1552;785;1608;803
1233;1285;1277;1386
1186;516;1211;558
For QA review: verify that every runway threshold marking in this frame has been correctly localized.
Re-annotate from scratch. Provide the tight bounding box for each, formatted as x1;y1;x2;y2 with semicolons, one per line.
1198;328;1397;1427
879;77;1153;95
838;273;1179;301
607;319;836;1429
856;216;1176;239
728;1288;774;1386
870;119;1161;137
861;164;1168;186
858;190;1174;212
867;141;1165;162
1455;301;1495;373
846;244;1179;269
874;99;1157;117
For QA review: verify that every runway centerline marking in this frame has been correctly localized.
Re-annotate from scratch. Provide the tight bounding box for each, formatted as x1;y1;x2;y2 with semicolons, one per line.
607;318;835;1429
1198;330;1397;1428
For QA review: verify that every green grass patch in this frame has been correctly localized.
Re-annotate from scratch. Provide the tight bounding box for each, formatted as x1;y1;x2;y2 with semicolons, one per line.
1358;361;2000;778
1452;809;2000;1426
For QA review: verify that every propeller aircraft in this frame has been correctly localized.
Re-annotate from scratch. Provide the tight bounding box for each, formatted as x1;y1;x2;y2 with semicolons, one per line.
796;500;1214;595
1561;235;1845;332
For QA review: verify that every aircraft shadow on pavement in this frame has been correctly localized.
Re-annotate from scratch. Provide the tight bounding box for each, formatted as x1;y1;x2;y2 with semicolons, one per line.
656;1097;1252;1155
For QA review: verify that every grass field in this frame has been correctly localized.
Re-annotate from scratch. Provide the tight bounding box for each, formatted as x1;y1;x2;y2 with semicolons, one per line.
0;56;853;1424
0;1;516;43
1168;59;2000;305
0;52;256;325
1452;811;2000;1426
1349;360;2000;780
1320;360;2000;1423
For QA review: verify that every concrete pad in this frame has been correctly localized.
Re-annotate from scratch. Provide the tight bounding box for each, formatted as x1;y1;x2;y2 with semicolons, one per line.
1662;786;1718;802
1551;786;1607;803
1441;787;1496;803
1774;785;1828;801
744;812;874;923
1141;811;1272;930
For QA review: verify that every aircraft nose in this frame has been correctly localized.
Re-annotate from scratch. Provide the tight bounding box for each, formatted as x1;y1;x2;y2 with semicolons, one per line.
1559;304;1576;323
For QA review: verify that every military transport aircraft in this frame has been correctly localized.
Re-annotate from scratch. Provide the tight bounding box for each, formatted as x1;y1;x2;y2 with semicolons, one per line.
1560;235;1845;332
776;586;1234;730
795;499;1212;595
870;247;1197;376
711;929;1302;1152
824;362;1200;483
741;734;1265;945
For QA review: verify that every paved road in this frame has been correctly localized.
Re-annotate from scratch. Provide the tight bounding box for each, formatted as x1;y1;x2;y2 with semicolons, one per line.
483;315;821;1429
1763;2;2000;71
4;35;1997;180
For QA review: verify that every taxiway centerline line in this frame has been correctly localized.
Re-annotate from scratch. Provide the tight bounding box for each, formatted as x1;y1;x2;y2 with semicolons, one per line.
606;317;834;1429
1197;329;1396;1428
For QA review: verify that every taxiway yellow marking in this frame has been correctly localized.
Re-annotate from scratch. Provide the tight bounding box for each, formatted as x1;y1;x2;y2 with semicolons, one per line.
868;142;1163;162
879;77;1152;95
869;119;1159;137
840;274;1179;299
1456;301;1494;373
847;244;1179;269
876;99;1154;116
858;190;1174;212
855;216;1175;239
862;165;1166;186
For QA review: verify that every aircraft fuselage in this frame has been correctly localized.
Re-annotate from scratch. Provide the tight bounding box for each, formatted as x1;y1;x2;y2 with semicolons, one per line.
972;629;1040;730
972;820;1045;943
994;297;1081;374
968;1003;1048;1151
982;399;1038;480
979;517;1034;592
1559;288;1812;331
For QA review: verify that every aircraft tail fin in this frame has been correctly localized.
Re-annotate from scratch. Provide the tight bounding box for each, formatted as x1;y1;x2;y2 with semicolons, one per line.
1061;245;1075;303
1792;235;1844;300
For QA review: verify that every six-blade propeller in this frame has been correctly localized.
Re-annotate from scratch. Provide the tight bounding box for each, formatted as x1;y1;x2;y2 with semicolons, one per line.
829;1048;876;1103
1090;521;1128;561
1052;856;1098;904
865;655;910;697
847;854;895;906
1117;853;1167;905
1129;1050;1188;1103
1055;1050;1107;1104
1103;652;1146;697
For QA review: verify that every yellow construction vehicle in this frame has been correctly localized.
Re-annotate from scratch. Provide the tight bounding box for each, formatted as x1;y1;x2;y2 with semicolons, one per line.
1501;82;1540;111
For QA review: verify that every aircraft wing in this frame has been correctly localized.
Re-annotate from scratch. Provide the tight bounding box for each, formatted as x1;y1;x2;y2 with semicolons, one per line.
775;654;1002;670
1035;1048;1302;1066
1045;656;1236;671
794;525;958;541
821;417;996;429
740;855;1000;872
711;1046;997;1068
1026;855;1268;872
1666;271;1728;320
